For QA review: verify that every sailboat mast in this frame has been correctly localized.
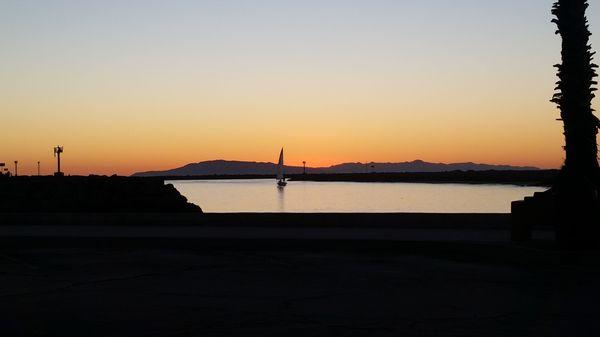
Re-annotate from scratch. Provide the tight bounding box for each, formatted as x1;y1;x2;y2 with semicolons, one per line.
277;148;284;180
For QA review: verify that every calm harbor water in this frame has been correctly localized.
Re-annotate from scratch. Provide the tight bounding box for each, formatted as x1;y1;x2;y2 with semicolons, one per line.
168;179;546;213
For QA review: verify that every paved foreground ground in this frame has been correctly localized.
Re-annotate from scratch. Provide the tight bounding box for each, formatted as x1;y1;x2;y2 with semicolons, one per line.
1;243;599;337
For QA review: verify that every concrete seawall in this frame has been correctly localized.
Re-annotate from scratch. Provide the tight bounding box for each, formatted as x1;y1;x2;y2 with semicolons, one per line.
0;212;557;250
0;212;510;228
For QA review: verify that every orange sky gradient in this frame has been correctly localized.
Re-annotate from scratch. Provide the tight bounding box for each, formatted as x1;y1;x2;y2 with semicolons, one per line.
1;1;596;176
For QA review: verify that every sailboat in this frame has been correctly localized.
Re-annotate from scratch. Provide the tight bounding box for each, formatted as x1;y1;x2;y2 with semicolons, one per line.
276;148;287;187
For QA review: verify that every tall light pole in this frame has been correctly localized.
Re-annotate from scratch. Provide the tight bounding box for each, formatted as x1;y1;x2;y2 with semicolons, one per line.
37;161;40;176
302;161;306;175
14;161;18;177
53;146;64;176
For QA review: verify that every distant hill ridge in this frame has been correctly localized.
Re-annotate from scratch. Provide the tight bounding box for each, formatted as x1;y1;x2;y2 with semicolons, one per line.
132;159;539;177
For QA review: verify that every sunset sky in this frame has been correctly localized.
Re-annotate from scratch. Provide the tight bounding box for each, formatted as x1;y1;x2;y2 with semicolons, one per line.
2;0;600;175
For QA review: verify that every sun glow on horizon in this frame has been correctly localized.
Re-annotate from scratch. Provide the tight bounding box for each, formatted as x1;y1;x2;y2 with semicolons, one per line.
1;0;595;175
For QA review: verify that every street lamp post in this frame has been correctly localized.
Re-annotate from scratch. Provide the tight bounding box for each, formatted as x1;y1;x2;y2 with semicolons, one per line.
54;146;64;176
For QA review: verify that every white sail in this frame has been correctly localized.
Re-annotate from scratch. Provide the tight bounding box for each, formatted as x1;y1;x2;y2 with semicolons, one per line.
277;148;284;181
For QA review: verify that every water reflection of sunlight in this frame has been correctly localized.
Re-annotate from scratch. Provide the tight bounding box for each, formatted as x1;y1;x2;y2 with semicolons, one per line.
277;185;285;212
169;179;547;213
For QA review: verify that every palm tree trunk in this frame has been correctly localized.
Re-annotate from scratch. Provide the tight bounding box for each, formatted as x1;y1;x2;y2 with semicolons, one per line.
552;0;600;247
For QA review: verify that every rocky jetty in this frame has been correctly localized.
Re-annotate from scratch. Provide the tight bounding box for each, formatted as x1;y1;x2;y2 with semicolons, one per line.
0;176;201;213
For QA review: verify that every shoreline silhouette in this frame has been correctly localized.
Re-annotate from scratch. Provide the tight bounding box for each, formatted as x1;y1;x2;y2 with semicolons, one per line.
132;159;541;177
155;170;556;187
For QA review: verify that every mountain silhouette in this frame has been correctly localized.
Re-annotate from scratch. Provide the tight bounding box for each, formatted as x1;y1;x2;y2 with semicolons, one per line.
132;159;539;177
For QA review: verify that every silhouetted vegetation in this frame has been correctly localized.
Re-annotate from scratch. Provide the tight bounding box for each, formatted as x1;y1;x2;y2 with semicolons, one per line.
551;0;600;247
552;0;599;174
